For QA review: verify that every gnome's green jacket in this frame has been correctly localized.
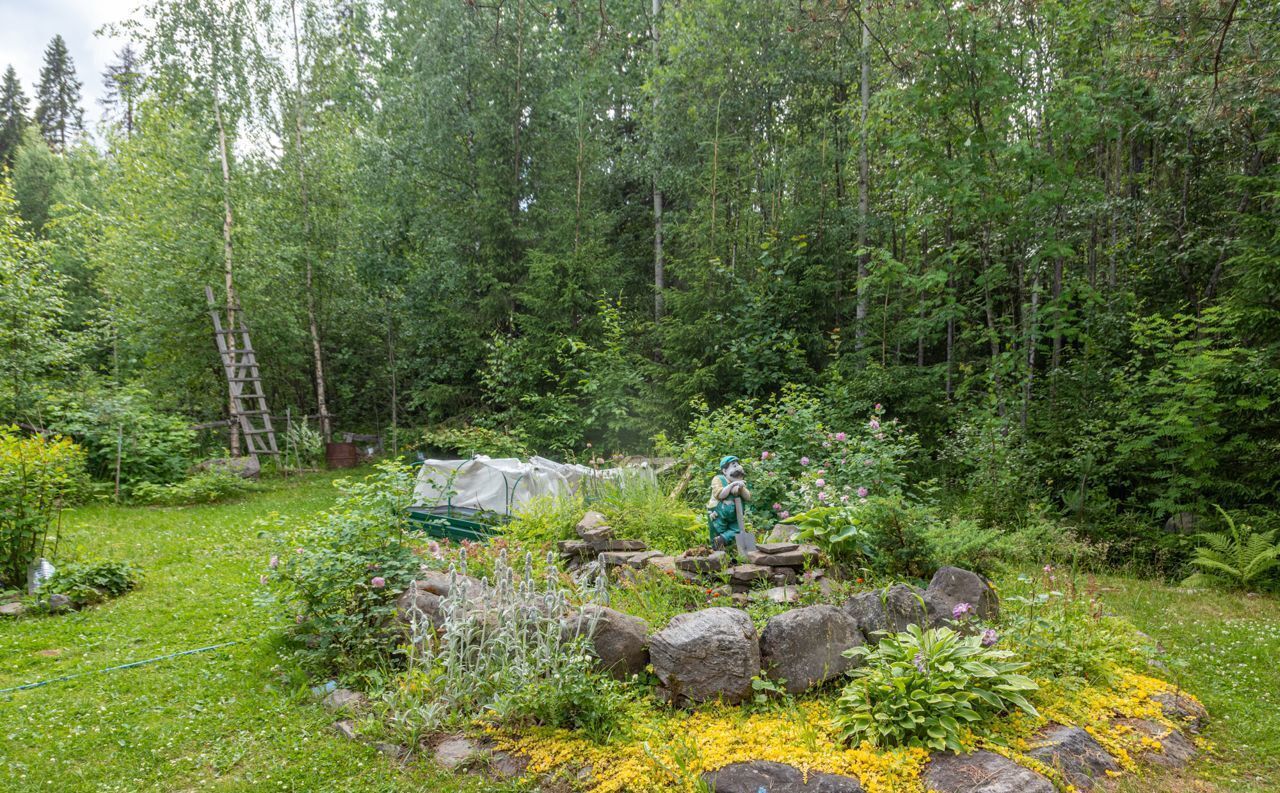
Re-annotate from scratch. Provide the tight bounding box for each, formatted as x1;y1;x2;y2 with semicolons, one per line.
706;474;751;546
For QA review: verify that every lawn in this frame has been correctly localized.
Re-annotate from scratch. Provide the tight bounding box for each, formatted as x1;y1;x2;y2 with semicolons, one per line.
2;471;1277;792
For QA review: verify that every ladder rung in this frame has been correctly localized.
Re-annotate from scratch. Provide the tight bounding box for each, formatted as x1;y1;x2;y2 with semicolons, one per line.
229;378;261;383
241;428;273;435
235;410;270;415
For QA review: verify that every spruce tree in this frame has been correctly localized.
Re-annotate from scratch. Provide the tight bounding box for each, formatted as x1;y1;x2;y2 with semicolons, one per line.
101;45;142;138
0;65;27;166
34;35;84;152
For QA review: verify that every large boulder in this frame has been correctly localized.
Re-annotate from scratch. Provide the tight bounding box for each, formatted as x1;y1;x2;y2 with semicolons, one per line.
576;511;609;535
924;566;999;627
195;454;261;480
561;605;650;680
759;605;863;695
395;572;487;627
924;750;1055;793
701;761;865;792
649;607;760;705
1114;718;1197;768
1025;724;1120;791
1153;691;1209;733
842;584;927;641
1163;512;1202;535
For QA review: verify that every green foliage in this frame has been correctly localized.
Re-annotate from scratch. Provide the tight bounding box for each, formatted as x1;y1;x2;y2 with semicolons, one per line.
785;495;936;579
835;624;1039;750
283;422;324;469
608;565;710;630
262;461;422;683
389;549;628;743
41;383;196;490
419;424;531;459
42;559;138;606
593;471;704;552
1183;506;1280;591
0;427;86;588
502;493;584;547
130;468;261;506
1000;570;1153;687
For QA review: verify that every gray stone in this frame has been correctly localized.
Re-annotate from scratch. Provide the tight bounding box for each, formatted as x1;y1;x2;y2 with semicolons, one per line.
771;569;798;586
1115;718;1197;768
748;545;820;568
702;761;865;792
578;526;614;542
395;585;443;627
924;566;1000;626
760;605;863;694
842;584;927;640
676;550;728;574
196;454;261;479
728;564;771;583
557;539;595;557
599;551;647;568
375;742;408;759
433;735;486;770
625;551;665;568
322;688;369;713
576;510;608;533
765;524;800;543
331;719;358;741
0;601;24;618
1153;691;1209;733
924;750;1055;793
649;607;760;705
489;750;529;780
1163;512;1202;535
1025;724;1120;791
562;605;650;679
47;593;72;612
756;542;799;554
645;555;678;573
592;539;647;553
749;585;800;604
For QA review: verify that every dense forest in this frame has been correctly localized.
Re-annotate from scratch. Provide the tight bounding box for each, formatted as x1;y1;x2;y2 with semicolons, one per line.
1;0;1277;535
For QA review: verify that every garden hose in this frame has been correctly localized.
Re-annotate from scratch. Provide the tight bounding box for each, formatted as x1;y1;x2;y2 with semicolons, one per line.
0;640;240;696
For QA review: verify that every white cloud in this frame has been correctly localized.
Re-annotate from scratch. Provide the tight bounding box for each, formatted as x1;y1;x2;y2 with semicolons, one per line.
0;0;144;126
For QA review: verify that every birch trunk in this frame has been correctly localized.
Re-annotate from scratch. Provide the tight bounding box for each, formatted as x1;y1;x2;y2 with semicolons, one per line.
213;94;240;458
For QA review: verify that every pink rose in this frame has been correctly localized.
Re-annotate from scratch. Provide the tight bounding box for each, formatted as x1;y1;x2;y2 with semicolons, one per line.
835;432;847;441
761;451;771;460
818;491;829;502
857;487;869;498
875;403;883;411
815;478;826;488
371;576;386;589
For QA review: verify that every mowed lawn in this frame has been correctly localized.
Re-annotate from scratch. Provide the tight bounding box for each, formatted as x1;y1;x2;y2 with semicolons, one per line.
2;471;1278;792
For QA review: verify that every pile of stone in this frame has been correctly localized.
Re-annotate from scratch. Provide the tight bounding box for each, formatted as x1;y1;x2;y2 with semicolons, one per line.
557;511;661;571
667;541;825;605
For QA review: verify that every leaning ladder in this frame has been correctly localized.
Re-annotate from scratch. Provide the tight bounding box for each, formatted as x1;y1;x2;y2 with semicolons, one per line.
205;286;279;457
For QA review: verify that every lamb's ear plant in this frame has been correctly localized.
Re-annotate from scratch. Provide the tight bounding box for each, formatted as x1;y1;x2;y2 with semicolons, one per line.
834;624;1038;751
1183;505;1280;590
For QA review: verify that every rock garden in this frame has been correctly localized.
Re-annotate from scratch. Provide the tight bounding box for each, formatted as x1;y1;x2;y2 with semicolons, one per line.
255;404;1215;793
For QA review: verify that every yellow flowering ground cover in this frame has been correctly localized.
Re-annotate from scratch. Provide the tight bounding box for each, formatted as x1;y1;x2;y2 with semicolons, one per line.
488;669;1205;793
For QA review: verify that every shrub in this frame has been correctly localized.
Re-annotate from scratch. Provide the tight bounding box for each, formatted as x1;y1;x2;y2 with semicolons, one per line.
262;461;423;682
784;494;936;579
131;468;261;506
1182;505;1280;591
42;383;195;490
835;624;1039;750
42;560;139;606
283;422;324;469
0;427;86;588
503;493;585;546
420;424;531;459
593;471;704;552
388;549;628;744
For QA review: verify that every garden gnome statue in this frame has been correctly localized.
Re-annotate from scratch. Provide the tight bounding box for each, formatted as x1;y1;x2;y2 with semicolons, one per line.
707;455;752;552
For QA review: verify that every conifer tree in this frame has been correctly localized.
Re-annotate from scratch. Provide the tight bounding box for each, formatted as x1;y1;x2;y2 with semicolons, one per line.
0;66;27;166
101;45;142;138
34;35;84;152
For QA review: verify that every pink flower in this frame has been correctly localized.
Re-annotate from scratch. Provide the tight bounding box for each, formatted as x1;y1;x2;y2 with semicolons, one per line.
761;451;771;460
857;487;868;498
772;502;783;512
840;494;850;502
952;602;974;620
869;418;880;430
1043;564;1054;574
818;468;827;475
875;403;883;411
815;478;826;488
268;555;279;569
835;432;847;441
800;456;810;466
427;540;443;559
259;575;269;585
779;510;790;519
371;576;386;589
818;491;829;502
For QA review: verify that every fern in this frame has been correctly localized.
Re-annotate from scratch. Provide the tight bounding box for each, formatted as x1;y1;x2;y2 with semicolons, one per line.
1183;506;1280;590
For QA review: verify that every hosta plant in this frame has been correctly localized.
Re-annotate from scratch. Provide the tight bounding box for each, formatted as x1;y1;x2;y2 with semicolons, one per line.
835;624;1039;750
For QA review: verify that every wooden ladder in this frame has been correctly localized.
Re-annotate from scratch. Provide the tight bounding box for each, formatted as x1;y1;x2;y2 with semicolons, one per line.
205;286;279;457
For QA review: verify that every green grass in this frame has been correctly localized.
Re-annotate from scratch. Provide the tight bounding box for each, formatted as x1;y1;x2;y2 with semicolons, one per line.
3;474;1278;792
0;470;508;792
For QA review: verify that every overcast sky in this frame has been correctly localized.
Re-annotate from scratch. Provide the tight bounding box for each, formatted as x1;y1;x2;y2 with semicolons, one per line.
0;0;142;126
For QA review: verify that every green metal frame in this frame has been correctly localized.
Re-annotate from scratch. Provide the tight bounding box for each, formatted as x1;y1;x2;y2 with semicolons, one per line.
405;467;526;542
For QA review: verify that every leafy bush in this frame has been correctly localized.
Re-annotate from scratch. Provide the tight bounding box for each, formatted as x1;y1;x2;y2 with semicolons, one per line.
593;471;704;552
131;468;261;506
835;624;1039;750
0;427;86;588
784;495;936;579
1000;569;1151;686
420;424;531;459
1182;506;1280;591
503;493;585;546
42;560;139;606
262;461;423;682
283;422;324;469
941;410;1040;529
41;383;195;490
388;549;628;744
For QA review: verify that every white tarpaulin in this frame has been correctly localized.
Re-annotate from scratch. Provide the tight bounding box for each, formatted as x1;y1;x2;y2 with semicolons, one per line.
412;455;654;514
